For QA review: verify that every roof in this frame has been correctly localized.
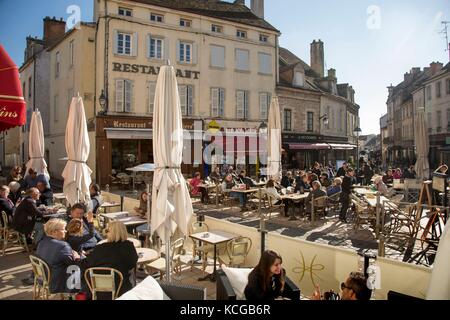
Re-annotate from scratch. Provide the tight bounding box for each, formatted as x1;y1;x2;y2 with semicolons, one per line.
45;22;95;52
127;0;279;32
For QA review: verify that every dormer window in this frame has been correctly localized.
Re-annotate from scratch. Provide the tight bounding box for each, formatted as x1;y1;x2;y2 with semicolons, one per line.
118;7;132;17
259;34;268;43
212;24;223;33
236;30;247;39
293;71;304;87
180;18;192;28
150;13;164;22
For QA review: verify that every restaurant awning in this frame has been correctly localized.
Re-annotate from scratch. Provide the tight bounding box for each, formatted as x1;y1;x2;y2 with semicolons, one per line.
329;143;357;150
105;128;203;140
287;143;330;150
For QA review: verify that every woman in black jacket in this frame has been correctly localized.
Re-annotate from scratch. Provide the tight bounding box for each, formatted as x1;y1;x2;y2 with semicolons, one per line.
81;221;138;298
244;250;286;301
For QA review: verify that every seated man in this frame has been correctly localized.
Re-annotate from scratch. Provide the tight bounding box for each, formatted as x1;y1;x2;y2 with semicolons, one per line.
237;170;256;188
66;203;103;251
382;169;394;185
281;171;293;188
36;181;53;207
209;166;222;184
294;174;310;193
0;185;15;226
311;271;372;300
222;174;248;211
21;168;39;191
304;181;326;214
319;173;331;188
327;177;342;196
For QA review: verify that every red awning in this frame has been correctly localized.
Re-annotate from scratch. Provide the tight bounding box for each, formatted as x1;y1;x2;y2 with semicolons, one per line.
287;143;330;150
0;45;26;132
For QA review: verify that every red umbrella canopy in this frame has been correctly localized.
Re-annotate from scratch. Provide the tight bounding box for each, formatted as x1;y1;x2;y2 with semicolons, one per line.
0;44;26;132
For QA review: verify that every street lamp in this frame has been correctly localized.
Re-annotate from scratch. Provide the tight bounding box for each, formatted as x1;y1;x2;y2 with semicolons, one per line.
319;114;329;127
98;89;107;115
354;126;362;173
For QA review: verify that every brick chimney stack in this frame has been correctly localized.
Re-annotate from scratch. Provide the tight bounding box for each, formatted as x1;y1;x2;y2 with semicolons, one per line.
43;16;66;48
429;62;443;75
310;40;324;78
251;0;264;19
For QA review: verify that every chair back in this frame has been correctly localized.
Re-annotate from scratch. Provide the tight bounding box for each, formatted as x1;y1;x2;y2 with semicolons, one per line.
29;255;51;299
84;267;124;300
313;196;327;208
1;211;9;229
191;221;208;234
226;236;252;267
170;238;185;261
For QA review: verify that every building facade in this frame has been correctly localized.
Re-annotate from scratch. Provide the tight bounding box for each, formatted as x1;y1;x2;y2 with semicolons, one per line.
277;43;359;170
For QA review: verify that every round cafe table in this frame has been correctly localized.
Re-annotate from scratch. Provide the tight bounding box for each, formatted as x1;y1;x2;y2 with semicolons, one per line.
97;238;142;248
136;248;159;264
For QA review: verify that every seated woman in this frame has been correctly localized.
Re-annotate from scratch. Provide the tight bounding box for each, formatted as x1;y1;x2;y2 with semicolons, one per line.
134;191;152;245
36;219;81;294
189;172;209;204
66;211;95;254
89;184;103;214
81;221;138;298
327;177;342;196
7;181;22;205
244;250;287;301
294;174;310;193
265;179;290;217
221;174;248;211
373;176;391;196
7;166;22;184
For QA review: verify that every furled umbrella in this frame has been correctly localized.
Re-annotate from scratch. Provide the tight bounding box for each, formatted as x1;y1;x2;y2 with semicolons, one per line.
0;45;26;132
151;64;193;281
25;110;50;181
414;107;430;180
267;96;282;181
62;95;92;206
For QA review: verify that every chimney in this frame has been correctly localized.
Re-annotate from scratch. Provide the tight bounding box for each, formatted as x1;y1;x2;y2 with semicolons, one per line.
404;72;411;83
310;39;324;78
411;67;420;75
327;68;336;79
251;0;264;19
234;0;245;5
387;84;394;96
429;62;443;75
43;16;66;48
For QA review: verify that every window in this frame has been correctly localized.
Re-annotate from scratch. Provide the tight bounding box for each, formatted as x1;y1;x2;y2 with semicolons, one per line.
116;79;132;112
148;36;164;59
210;45;225;68
436;81;441;98
284;109;292;131
236;30;247;38
118;7;132;17
235;49;249;71
307;112;314;132
116;32;132;55
293;71;304;87
69;40;74;66
178;41;192;63
426;85;431;100
55;51;60;78
258;53;272;75
446;78;450;95
236;90;249;119
148;82;156;114
54;94;59;122
211;88;225;117
211;24;223;33
259;92;270;120
28;76;32;99
259;34;268;43
180;19;192;28
179;85;194;116
150;13;163;22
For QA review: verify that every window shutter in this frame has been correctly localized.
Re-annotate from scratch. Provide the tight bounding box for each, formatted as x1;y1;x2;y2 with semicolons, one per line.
147;34;151;58
116;80;123;112
244;91;249;119
187;85;193;116
176;40;181;62
211;88;218;117
148;82;156;114
164;38;169;60
113;30;119;54
192;42;198;64
260;93;267;120
236;90;244;119
125;80;132;112
219;88;225;117
132;32;138;57
179;85;187;116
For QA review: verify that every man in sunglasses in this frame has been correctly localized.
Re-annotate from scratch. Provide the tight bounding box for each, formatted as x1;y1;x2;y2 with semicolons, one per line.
311;271;372;300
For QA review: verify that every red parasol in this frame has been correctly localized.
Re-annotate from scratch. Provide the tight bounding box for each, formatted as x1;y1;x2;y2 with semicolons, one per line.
0;44;26;132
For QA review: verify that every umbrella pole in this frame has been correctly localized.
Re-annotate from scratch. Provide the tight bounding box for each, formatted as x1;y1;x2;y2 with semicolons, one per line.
165;232;171;282
146;183;151;247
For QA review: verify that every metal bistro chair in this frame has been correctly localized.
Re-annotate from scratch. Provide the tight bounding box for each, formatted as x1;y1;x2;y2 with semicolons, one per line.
261;192;284;220
218;236;252;268
2;211;28;255
84;267;124;300
29;255;51;300
146;238;185;280
190;222;214;274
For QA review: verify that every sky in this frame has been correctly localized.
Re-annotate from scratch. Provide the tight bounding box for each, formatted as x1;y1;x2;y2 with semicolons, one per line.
0;0;449;135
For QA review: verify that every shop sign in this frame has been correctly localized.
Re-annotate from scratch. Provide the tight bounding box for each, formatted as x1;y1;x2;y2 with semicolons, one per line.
112;62;200;79
112;121;149;129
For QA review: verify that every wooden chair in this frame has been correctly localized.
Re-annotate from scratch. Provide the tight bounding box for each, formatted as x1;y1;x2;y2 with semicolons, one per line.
2;211;28;255
327;192;341;216
310;196;328;222
29;255;51;300
261;192;284;220
146;238;185;280
218;236;252;267
190;222;213;274
84;267;124;300
351;198;376;230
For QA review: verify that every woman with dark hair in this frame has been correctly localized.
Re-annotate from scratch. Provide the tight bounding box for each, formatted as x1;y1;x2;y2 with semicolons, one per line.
89;184;103;214
244;250;286;301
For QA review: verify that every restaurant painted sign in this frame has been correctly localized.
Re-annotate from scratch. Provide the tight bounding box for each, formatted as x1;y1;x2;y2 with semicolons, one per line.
112;62;200;79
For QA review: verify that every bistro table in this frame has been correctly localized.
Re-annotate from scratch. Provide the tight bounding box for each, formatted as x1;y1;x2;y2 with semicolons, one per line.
190;230;238;282
99;211;130;221
136;247;159;264
280;192;309;220
363;193;393;238
99;201;121;213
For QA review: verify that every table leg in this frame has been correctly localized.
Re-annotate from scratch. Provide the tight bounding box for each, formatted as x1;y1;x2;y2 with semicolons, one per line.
198;244;217;282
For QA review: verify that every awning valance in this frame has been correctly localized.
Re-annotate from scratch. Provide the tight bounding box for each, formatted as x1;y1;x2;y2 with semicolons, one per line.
287;143;356;150
105;128;203;140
